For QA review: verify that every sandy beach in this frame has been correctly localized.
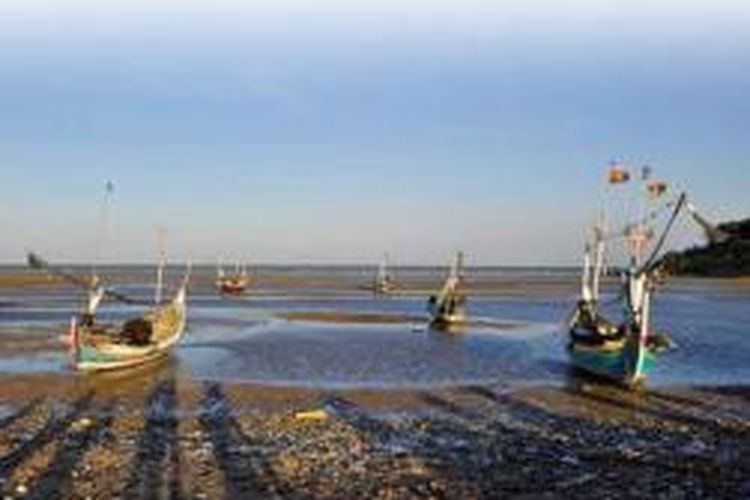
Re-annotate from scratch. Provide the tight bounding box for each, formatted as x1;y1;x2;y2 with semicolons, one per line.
0;370;748;498
1;268;749;498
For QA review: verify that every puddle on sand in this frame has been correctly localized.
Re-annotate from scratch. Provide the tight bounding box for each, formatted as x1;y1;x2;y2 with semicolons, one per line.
0;352;68;374
176;318;562;389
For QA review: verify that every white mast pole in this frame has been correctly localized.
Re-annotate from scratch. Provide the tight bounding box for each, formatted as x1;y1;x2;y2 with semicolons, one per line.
581;243;593;303
155;227;166;304
93;180;114;278
592;229;605;302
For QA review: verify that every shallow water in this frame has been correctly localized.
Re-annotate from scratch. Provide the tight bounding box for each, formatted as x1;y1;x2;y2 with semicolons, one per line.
1;266;749;388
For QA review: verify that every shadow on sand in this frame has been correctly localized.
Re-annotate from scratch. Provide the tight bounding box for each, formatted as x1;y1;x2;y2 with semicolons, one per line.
198;382;281;498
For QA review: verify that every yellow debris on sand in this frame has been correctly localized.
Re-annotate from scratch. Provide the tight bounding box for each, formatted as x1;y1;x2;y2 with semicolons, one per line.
293;409;328;421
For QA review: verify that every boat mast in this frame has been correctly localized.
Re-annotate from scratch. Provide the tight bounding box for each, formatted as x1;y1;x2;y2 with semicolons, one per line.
378;253;389;282
155;227;166;304
592;224;606;302
626;189;648;327
438;251;463;302
92;180;114;279
581;241;594;303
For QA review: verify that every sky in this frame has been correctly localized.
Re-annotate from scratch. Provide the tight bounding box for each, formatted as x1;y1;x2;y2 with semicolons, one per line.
1;0;749;265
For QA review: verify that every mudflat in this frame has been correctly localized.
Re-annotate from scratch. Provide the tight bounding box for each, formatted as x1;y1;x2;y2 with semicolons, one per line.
0;370;748;498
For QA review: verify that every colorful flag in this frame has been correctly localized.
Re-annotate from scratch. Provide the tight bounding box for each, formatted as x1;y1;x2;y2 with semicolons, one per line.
641;165;653;180
646;180;667;198
607;163;630;184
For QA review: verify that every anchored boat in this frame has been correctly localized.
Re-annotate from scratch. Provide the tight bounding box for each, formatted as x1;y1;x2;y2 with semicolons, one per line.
216;261;249;295
28;251;190;372
373;253;395;295
428;252;467;326
567;163;708;386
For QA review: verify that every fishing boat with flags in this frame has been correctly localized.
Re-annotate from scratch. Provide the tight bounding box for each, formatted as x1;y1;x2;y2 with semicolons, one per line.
567;162;716;386
216;261;249;295
428;252;467;327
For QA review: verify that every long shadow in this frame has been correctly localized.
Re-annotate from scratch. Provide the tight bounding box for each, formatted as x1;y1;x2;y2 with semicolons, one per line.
324;394;529;496
466;380;747;437
462;385;513;407
25;407;114;500
702;385;750;405
198;383;280;498
0;393;93;476
122;376;184;499
0;398;43;431
419;393;479;421
460;385;561;428
322;396;400;444
559;384;744;434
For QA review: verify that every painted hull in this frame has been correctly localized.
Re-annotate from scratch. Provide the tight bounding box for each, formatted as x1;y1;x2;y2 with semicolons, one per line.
77;344;173;371
568;337;654;386
429;307;467;327
75;291;187;372
373;280;394;295
216;278;247;295
218;284;246;295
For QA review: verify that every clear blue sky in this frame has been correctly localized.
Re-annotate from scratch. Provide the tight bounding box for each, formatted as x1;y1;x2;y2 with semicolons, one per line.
1;1;749;264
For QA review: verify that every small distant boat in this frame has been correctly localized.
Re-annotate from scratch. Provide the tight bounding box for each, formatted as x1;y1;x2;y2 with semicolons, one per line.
373;253;395;295
567;163;692;386
216;262;249;295
428;252;467;326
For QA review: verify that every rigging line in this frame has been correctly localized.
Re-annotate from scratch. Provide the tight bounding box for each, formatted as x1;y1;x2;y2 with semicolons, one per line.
639;192;687;275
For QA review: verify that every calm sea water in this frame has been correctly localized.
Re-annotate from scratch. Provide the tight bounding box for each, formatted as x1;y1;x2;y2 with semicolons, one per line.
0;265;748;388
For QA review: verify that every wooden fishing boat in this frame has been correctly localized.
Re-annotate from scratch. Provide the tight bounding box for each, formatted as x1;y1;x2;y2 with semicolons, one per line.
568;265;657;386
428;252;467;326
73;281;188;371
567;164;691;386
27;250;190;372
216;262;249;295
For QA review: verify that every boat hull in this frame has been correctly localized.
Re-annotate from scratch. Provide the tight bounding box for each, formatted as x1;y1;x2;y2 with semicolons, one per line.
429;311;467;327
75;289;187;372
77;345;172;372
568;339;654;386
218;284;246;295
216;277;248;295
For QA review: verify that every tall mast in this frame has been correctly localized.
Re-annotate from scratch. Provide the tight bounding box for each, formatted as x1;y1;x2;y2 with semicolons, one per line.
438;251;463;303
93;180;114;278
378;253;389;281
581;242;593;302
155;227;166;304
592;225;605;301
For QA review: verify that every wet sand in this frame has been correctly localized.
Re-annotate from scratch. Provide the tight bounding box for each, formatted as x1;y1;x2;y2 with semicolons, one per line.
280;311;425;325
0;369;748;498
3;269;750;297
1;269;749;497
